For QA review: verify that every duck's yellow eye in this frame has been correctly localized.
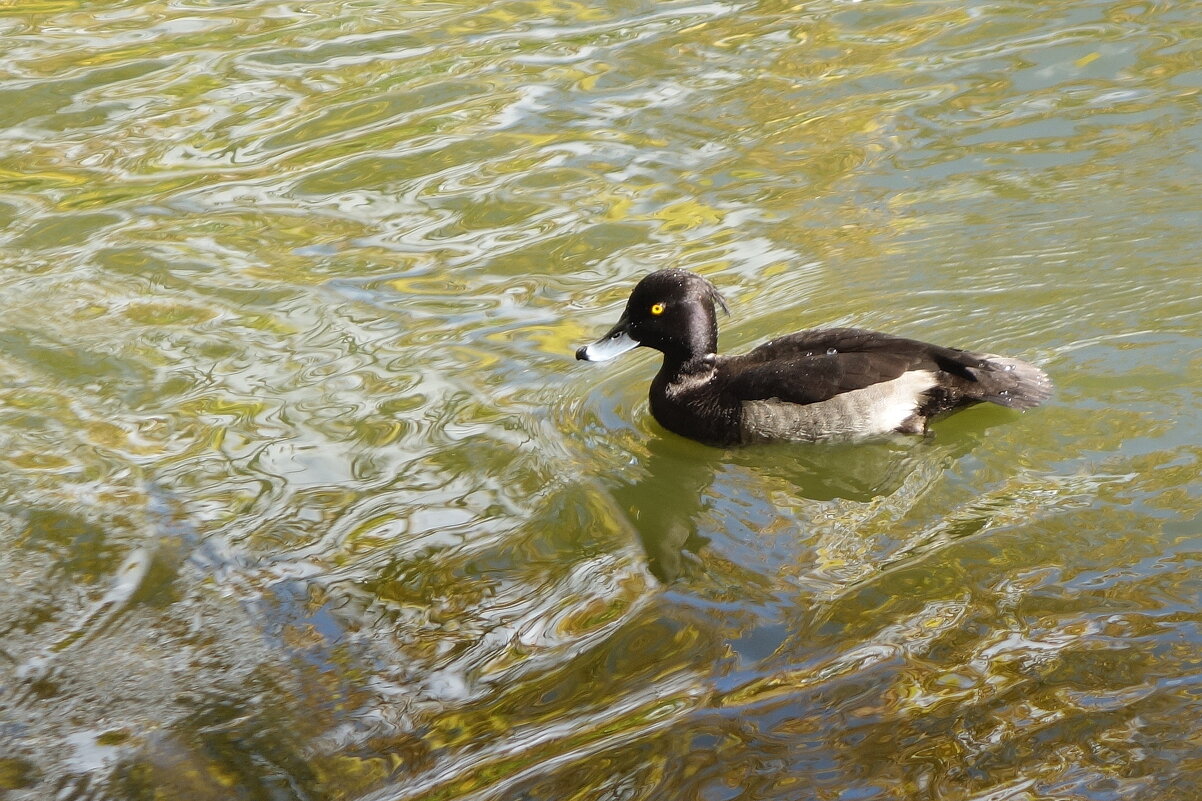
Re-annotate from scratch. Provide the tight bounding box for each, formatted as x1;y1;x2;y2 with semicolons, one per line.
650;302;665;316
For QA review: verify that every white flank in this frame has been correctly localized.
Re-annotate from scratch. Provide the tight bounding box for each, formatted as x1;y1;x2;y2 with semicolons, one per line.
741;370;938;442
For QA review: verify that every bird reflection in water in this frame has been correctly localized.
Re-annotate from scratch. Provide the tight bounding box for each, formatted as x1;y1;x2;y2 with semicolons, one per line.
611;414;1006;583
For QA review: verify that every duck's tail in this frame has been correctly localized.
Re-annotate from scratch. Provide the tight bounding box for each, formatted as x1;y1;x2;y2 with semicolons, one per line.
966;355;1054;410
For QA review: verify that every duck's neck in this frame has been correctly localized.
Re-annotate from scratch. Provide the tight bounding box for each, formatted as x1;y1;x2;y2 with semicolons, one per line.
658;351;717;384
660;311;719;370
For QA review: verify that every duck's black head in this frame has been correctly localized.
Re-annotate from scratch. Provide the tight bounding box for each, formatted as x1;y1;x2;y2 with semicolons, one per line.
576;269;728;365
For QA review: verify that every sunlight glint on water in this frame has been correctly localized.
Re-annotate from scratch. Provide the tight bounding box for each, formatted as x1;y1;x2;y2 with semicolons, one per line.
1;1;1201;799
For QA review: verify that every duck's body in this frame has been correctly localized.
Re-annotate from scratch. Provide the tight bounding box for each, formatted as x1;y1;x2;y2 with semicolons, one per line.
576;270;1052;447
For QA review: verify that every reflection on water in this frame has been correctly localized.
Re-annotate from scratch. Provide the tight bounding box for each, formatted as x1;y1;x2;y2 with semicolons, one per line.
614;432;953;583
2;0;1202;798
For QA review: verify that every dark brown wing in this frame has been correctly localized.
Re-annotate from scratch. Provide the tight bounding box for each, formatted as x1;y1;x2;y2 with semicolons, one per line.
723;327;987;406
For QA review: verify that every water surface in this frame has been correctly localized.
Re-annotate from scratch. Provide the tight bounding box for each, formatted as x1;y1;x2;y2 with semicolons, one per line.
2;1;1201;799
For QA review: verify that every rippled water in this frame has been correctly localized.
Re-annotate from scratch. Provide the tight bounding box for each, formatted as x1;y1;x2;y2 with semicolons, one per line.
2;1;1201;799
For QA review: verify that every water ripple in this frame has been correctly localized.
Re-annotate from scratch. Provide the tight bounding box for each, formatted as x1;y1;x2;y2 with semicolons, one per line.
2;0;1201;798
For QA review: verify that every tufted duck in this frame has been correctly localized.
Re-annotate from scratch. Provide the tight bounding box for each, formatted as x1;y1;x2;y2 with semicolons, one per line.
576;269;1052;446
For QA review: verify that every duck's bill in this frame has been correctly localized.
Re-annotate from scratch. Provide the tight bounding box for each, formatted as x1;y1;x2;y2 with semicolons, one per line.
576;318;640;362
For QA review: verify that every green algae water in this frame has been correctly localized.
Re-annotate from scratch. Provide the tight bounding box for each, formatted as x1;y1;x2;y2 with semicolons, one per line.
1;1;1201;799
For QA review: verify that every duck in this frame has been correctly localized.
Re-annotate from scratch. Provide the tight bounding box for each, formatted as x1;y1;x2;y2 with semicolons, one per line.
575;269;1052;446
